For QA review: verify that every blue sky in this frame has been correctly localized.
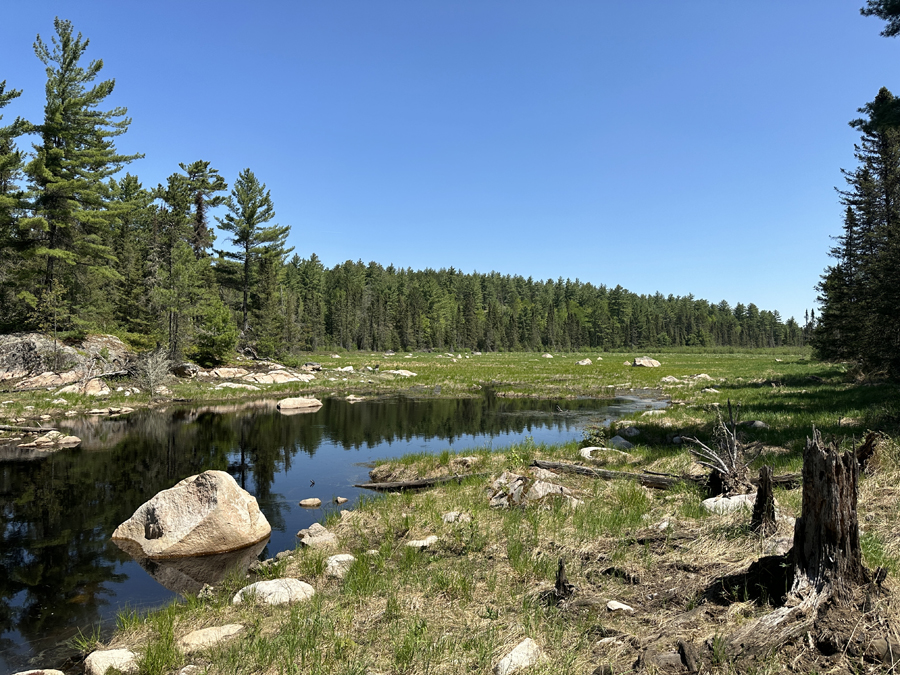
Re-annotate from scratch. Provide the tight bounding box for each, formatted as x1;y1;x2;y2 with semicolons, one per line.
2;1;896;323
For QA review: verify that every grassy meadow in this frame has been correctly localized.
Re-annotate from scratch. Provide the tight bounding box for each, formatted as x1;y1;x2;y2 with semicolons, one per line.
6;348;900;673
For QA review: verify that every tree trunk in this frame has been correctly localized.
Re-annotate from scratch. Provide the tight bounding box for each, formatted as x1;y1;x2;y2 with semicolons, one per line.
750;465;776;536
726;429;868;657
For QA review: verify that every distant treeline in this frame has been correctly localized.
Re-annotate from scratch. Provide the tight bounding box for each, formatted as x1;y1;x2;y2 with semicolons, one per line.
0;19;809;362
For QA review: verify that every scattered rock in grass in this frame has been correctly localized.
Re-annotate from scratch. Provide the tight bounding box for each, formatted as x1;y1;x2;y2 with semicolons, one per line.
701;492;757;515
325;553;356;579
632;357;660;367
576;358;592;366
641;409;666;416
17;430;81;449
178;624;244;652
607;436;634;450
489;471;575;508
606;600;635;613
660;375;680;383
331;354;340;359
494;637;546;675
739;420;769;430
215;382;261;391
299;497;322;508
384;369;417;377
233;578;315;605
84;649;138;675
275;550;293;561
297;522;337;548
530;467;560;480
406;535;439;550
450;455;479;470
209;367;249;378
542;353;553;358
620;426;640;438
579;446;634;464
442;511;472;524
691;373;714;381
701;387;719;394
335;496;348;504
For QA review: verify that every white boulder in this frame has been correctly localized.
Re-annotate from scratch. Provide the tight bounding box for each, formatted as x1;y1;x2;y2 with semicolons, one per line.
84;649;137;675
233;578;315;605
112;470;271;558
494;638;545;675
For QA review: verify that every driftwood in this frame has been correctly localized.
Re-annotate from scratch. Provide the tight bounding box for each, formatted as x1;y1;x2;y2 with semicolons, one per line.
354;472;489;491
0;424;58;433
531;460;800;492
750;466;776;535
725;429;870;658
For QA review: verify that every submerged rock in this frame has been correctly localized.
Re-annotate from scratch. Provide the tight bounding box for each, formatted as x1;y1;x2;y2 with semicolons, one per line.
112;470;271;558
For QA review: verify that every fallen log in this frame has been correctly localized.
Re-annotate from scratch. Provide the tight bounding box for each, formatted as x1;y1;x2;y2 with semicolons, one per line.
531;459;800;492
0;424;59;433
530;460;684;489
354;472;490;491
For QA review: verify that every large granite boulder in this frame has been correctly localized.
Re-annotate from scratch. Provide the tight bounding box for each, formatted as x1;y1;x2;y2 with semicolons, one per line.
632;357;661;367
112;470;271;558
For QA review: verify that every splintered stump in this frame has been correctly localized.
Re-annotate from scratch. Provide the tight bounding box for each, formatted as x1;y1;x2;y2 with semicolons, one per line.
726;430;869;658
750;466;776;536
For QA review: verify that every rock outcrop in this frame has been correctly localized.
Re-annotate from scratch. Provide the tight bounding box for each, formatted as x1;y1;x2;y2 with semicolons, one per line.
112;470;271;558
0;333;132;388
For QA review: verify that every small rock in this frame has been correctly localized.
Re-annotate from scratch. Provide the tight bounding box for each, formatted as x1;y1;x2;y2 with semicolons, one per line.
383;369;417;377
442;511;472;524
701;387;719;394
297;522;337;548
660;375;680;383
277;397;323;411
542;353;553;358
179;624;244;652
275;550;293;561
576;358;592;366
494;637;545;675
84;649;138;675
620;426;640;438
173;363;200;378
608;436;634;450
450;455;479;470
606;600;634;613
18;430;81;449
233;578;315;605
406;535;438;550
334;496;349;504
765;536;793;557
701;493;757;515
299;498;322;508
641;409;665;416
740;420;769;430
325;553;356;579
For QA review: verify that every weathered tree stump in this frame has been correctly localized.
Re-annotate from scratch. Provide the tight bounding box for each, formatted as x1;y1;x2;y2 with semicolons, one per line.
726;429;870;657
750;465;776;536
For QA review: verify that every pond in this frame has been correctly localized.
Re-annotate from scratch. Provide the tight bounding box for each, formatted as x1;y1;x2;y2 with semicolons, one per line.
0;392;666;672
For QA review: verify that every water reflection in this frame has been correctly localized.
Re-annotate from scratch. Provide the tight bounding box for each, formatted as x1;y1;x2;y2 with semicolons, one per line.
0;393;665;671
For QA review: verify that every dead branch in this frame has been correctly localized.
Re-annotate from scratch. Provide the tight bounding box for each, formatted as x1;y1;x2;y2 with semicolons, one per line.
354;472;490;491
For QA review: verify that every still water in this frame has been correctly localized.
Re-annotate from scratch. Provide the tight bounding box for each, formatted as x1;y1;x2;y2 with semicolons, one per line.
0;393;665;672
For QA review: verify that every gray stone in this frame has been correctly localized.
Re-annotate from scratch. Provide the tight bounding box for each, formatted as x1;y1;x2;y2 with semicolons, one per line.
632;357;660;367
576;358;592;366
299;497;322;508
406;535;439;550
276;397;323;412
701;492;757;515
620;426;640;438
233;578;315;605
494;637;545;675
173;363;200;378
325;553;356;579
178;624;244;652
112;470;271;558
608;435;634;450
84;649;138;675
297;522;337;548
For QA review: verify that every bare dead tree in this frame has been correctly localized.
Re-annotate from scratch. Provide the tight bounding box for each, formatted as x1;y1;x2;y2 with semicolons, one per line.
683;400;758;496
134;348;171;398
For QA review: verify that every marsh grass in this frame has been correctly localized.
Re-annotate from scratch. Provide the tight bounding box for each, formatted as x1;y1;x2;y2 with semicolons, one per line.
73;350;900;674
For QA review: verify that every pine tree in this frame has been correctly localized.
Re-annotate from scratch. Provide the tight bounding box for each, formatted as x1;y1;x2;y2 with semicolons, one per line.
216;168;292;334
0;80;29;329
19;18;141;326
179;160;227;257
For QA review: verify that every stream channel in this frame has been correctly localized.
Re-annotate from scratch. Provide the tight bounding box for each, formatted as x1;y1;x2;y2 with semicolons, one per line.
0;392;667;673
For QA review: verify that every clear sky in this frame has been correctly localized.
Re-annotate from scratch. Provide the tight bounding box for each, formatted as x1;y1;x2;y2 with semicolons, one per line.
2;1;896;323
